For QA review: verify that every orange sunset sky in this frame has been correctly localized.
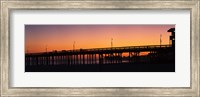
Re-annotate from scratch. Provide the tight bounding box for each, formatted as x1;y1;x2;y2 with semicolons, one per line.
25;25;175;53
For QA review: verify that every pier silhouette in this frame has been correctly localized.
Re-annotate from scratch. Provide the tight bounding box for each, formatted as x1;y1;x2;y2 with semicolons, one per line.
25;28;175;72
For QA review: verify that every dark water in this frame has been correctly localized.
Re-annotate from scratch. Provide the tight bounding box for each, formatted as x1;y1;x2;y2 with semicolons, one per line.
25;63;175;72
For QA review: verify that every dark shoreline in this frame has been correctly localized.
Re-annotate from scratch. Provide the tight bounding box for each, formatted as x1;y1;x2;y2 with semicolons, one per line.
25;63;175;72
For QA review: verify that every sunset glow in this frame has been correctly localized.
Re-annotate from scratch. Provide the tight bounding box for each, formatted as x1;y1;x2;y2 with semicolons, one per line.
25;25;175;53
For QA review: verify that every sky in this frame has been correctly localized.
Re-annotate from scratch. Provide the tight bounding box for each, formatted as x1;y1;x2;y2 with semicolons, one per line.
25;25;175;53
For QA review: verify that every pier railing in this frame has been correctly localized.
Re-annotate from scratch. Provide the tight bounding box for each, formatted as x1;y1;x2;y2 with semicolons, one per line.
26;44;172;56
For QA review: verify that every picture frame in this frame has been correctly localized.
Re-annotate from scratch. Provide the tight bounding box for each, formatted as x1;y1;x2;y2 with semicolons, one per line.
1;0;199;96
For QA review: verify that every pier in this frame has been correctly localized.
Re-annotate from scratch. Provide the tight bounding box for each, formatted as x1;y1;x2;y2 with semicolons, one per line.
26;44;174;66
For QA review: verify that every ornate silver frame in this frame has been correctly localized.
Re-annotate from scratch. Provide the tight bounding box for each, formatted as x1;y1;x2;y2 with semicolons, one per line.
1;0;199;96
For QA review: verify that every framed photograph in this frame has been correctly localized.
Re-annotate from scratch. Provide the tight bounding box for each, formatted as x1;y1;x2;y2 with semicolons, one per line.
1;0;199;96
